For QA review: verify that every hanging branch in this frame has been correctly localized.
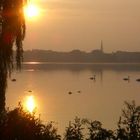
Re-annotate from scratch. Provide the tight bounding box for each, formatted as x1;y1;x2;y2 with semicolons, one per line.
0;0;26;72
0;0;26;113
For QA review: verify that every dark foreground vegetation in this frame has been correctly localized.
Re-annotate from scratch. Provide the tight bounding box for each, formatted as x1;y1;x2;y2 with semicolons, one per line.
0;101;139;140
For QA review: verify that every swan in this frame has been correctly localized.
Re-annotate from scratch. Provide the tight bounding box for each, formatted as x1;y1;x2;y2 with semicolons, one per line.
123;76;130;81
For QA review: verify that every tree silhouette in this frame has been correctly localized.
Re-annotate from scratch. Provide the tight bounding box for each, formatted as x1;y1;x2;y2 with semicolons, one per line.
0;0;26;114
116;101;140;140
82;119;114;140
0;103;61;140
64;117;84;140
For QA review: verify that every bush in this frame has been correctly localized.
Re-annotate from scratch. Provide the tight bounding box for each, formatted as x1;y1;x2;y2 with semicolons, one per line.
64;117;84;140
0;101;139;140
116;101;140;140
0;103;61;140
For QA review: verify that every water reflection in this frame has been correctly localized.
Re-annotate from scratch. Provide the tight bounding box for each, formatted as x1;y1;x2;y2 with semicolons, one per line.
24;95;36;113
6;63;140;133
23;62;140;72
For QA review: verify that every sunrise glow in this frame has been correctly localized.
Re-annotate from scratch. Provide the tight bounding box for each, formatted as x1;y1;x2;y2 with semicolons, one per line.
24;4;40;19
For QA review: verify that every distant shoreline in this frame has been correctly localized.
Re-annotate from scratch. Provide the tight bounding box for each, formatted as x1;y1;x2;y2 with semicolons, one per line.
23;49;140;63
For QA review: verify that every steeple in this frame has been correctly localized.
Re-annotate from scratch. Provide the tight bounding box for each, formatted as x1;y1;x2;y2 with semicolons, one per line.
101;40;103;52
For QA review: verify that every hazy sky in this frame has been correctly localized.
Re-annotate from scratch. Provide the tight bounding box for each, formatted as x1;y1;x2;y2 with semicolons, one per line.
24;0;140;52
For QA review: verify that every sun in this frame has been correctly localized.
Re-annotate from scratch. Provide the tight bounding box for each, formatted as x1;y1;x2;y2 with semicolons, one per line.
24;4;40;19
25;95;36;113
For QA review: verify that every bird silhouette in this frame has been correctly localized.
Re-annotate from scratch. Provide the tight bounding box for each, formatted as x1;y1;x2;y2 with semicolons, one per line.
68;91;72;95
136;78;140;82
89;75;96;80
123;76;130;81
77;90;81;93
28;90;32;92
11;78;16;82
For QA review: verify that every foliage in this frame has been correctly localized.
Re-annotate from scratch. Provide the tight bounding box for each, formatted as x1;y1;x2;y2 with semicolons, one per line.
64;101;140;140
116;101;140;140
0;0;26;72
64;117;84;140
0;103;61;140
84;120;114;140
0;0;26;113
0;101;139;139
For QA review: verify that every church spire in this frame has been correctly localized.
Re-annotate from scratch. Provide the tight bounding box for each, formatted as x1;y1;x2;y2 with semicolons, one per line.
101;40;103;52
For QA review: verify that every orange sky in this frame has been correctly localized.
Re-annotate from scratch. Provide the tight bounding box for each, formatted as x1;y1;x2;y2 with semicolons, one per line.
24;0;140;52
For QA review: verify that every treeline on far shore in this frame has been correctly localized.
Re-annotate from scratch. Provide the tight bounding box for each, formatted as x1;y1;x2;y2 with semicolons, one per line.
0;101;140;140
22;49;140;63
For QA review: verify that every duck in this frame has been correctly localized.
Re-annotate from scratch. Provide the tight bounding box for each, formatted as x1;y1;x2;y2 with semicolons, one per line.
68;91;72;95
11;78;16;82
90;75;96;80
28;90;32;92
77;90;81;93
136;78;140;82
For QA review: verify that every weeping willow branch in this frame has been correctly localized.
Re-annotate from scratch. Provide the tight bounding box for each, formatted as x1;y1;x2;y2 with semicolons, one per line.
0;0;26;113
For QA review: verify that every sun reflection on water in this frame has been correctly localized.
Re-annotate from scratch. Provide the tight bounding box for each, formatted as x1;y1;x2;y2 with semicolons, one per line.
24;95;36;113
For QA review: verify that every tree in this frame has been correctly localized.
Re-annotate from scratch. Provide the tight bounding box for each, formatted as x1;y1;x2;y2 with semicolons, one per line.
83;119;114;140
0;103;61;140
0;0;26;113
116;101;140;140
64;117;84;140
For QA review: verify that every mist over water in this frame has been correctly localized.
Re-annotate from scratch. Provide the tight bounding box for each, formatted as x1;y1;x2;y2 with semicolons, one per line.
6;63;140;133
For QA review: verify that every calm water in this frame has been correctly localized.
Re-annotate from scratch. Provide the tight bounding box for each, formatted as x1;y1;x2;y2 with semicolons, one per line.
7;63;140;133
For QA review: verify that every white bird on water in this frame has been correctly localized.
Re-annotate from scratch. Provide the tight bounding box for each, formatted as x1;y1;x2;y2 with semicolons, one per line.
123;76;130;81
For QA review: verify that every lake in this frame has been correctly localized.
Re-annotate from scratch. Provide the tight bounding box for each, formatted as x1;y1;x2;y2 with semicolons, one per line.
6;63;140;134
